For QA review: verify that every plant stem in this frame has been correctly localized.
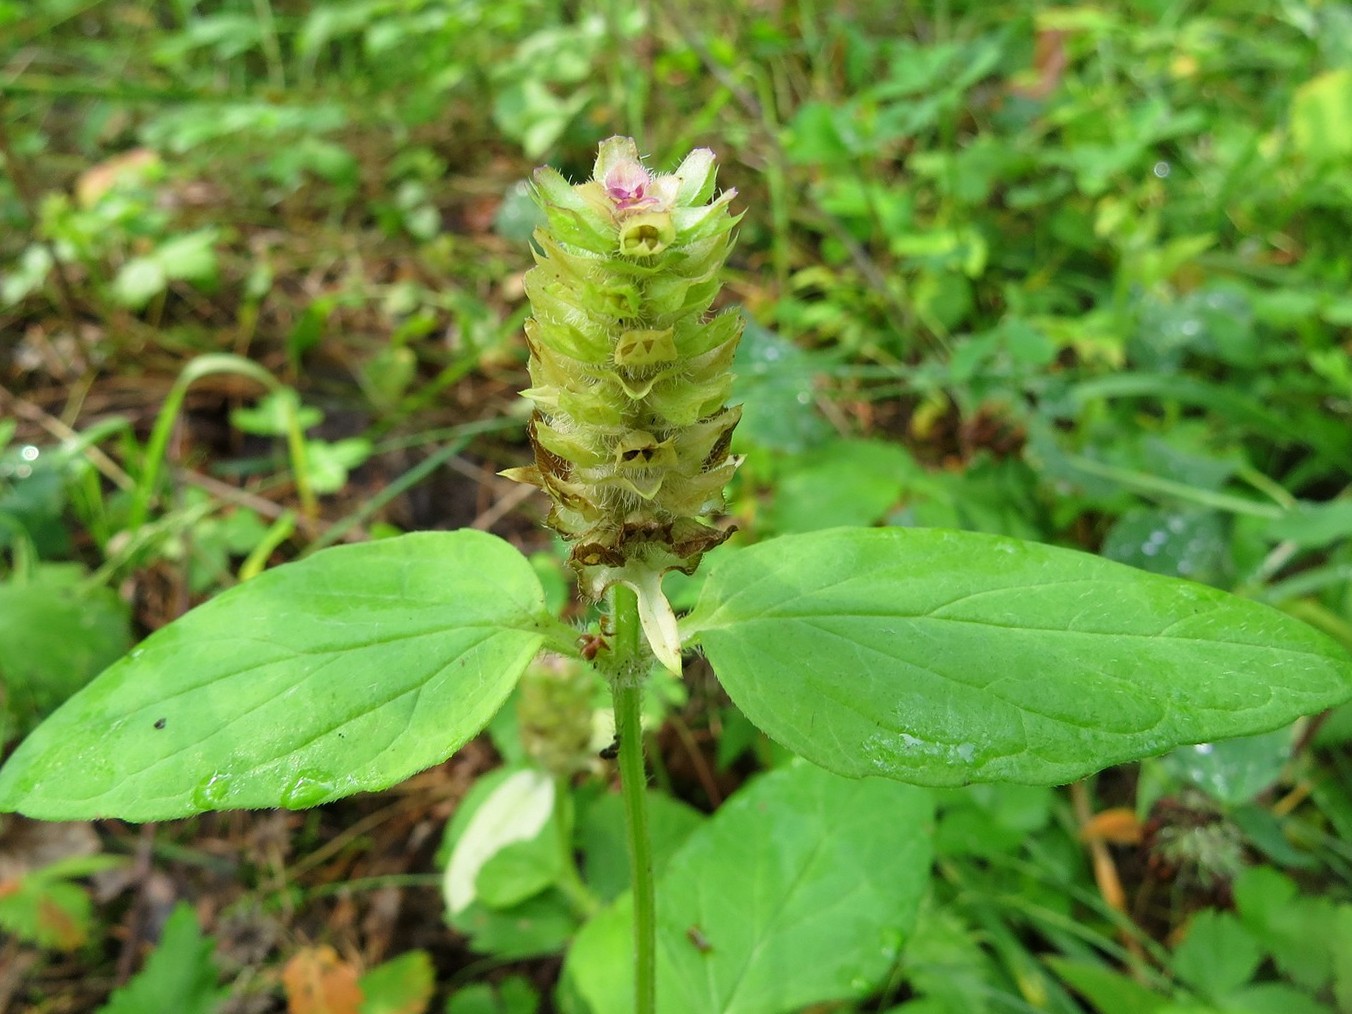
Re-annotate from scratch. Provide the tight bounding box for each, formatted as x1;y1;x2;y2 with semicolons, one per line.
609;583;657;1014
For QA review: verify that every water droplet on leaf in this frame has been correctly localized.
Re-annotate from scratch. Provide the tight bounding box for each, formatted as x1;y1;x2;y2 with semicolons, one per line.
192;772;233;809
281;770;336;809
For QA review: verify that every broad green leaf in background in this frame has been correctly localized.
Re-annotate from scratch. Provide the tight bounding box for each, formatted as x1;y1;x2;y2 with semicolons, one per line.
932;783;1054;859
767;438;919;534
564;760;933;1014
1171;910;1262;1003
897;901;1008;1014
731;318;832;453
683;528;1352;786
1160;729;1291;807
443;768;556;916
111;228;220;308
438;766;579;960
1100;507;1231;585
453;891;577;961
1233;866;1344;994
0;531;561;820
577;790;704;902
110;257;167;308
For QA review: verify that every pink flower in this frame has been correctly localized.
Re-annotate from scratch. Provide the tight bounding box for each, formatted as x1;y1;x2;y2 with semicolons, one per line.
604;158;659;212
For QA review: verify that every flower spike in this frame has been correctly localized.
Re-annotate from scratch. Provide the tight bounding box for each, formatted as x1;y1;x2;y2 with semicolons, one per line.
506;137;743;671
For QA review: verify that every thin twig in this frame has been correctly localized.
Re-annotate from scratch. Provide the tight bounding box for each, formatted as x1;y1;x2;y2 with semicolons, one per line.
0;385;134;489
174;468;329;541
471;481;537;532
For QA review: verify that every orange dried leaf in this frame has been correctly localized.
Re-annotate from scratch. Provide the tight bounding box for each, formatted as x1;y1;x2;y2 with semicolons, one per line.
1080;807;1144;846
282;945;363;1014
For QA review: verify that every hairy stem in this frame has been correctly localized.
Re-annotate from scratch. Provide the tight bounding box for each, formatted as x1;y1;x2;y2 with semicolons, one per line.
609;583;657;1014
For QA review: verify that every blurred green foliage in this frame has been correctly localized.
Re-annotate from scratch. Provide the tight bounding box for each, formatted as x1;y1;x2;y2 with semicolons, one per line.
3;0;1352;1011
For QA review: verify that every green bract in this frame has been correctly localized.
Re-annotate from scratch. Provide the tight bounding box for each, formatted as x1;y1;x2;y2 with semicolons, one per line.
505;139;743;645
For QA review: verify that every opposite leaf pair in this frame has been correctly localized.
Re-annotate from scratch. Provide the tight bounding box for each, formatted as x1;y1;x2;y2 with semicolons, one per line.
2;526;1348;820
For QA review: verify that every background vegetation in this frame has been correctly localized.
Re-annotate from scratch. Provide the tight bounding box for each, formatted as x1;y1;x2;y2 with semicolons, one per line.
3;0;1352;1011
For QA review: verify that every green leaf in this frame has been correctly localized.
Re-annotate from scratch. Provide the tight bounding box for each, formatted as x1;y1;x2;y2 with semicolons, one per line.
684;528;1352;786
288;296;335;363
898;902;1002;1014
767;439;918;534
1233;866;1338;991
1044;958;1168;1014
306;437;373;494
111;257;167;308
230;388;323;436
357;949;434;1014
1160;730;1290;807
443;768;556;916
0;874;95;950
99;904;224;1014
1222;983;1331;1014
577;789;704;903
446;976;539;1014
1265;500;1352;550
0;567;132;735
153;228;219;284
1334;907;1352;1014
1172;911;1262;1001
564;760;933;1013
452;890;577;960
933;784;1053;859
730;318;832;453
2;244;53;305
1100;507;1231;585
476;834;562;910
439;767;580;959
1291;69;1352;164
0;531;554;820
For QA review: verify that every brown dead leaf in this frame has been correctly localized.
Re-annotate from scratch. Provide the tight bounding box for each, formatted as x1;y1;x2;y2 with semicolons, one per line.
1010;29;1067;100
1080;806;1144;846
0;819;100;883
282;945;363;1014
75;148;161;207
36;893;86;950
